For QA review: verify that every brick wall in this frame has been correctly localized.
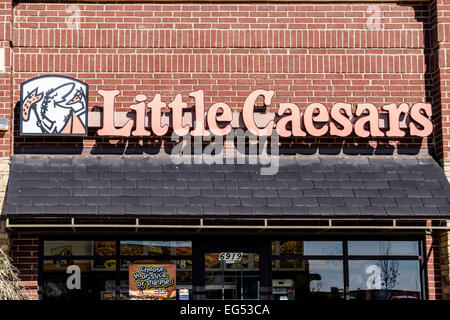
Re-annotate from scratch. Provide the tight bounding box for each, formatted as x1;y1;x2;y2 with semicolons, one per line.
0;0;12;157
0;0;11;262
3;0;450;301
430;0;450;299
9;233;39;300
431;0;450;163
11;2;433;155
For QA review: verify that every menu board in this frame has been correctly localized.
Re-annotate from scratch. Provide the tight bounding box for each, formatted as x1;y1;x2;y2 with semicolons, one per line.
129;264;176;300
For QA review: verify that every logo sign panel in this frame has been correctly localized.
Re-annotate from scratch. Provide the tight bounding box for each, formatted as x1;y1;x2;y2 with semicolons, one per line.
20;75;88;136
19;75;434;139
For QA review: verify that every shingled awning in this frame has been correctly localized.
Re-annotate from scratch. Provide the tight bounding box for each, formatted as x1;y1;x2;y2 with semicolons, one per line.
4;156;450;220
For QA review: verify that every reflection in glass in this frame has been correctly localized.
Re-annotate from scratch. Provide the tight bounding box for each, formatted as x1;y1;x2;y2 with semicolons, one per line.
43;260;116;300
349;260;421;300
279;241;303;255
272;260;344;301
272;241;342;256
280;259;305;269
348;241;418;256
304;242;342;256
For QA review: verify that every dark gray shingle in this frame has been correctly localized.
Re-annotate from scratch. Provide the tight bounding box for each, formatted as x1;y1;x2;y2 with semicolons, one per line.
5;156;450;218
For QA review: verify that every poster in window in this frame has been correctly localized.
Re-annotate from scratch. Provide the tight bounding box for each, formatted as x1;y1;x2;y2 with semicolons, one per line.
43;244;90;271
94;241;116;257
48;245;73;270
129;264;176;300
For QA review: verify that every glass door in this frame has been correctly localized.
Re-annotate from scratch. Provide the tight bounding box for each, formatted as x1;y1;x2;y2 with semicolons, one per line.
193;241;271;300
204;252;260;300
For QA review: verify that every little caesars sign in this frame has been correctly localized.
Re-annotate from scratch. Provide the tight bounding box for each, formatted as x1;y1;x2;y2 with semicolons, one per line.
20;76;433;138
98;89;432;138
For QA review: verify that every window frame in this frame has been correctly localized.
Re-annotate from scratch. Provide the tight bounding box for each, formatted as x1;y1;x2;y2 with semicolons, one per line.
41;237;193;300
270;239;424;300
39;235;426;300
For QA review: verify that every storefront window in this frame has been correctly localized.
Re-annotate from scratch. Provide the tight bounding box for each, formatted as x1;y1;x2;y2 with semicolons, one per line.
348;241;419;256
348;260;421;300
43;239;193;300
272;260;344;301
270;240;421;301
41;239;423;300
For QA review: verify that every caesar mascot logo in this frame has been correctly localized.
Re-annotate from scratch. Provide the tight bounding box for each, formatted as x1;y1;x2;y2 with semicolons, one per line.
20;75;88;136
